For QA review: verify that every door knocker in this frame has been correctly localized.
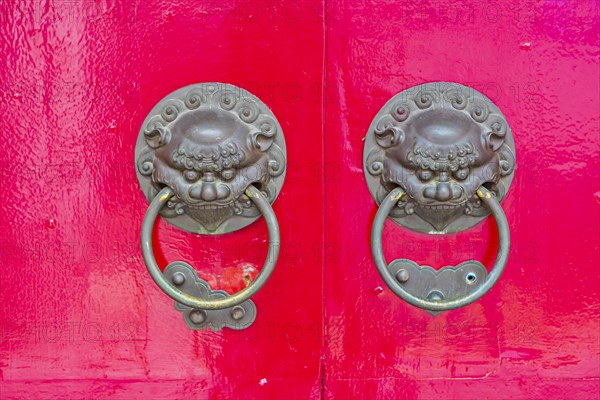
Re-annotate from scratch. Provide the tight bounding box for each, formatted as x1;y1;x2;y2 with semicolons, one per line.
363;82;516;313
135;83;286;330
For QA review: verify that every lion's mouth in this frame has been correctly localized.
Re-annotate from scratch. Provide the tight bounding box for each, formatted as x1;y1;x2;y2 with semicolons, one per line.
414;203;466;232
186;204;235;232
420;203;463;210
188;203;234;210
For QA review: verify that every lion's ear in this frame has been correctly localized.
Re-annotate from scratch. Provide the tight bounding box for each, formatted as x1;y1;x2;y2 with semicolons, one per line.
267;144;285;177
250;115;277;152
250;130;274;152
375;126;404;148
483;131;504;151
144;126;171;149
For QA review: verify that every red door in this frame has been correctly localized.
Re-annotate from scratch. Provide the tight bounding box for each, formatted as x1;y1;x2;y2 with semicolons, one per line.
0;1;324;398
324;1;600;398
1;1;598;399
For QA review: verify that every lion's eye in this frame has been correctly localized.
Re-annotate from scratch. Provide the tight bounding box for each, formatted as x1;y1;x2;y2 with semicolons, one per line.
221;169;235;181
184;170;200;182
417;169;433;182
454;168;469;181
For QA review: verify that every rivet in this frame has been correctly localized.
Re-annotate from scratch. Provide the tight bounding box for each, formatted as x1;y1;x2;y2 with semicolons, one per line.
396;269;409;283
427;290;444;301
172;272;186;286
231;305;246;321
189;309;207;324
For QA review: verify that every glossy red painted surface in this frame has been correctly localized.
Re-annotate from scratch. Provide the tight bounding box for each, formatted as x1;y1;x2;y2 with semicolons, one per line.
1;1;599;399
324;0;600;398
0;1;324;399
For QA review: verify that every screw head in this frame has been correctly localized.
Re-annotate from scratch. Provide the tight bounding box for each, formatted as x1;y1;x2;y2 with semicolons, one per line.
231;306;246;321
189;309;207;324
172;272;186;286
396;269;410;283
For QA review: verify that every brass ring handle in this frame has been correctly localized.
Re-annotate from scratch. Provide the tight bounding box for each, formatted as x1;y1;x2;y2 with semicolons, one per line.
141;185;280;310
370;186;510;312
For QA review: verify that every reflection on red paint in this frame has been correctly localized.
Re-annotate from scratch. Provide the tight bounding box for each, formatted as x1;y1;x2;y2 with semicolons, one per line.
0;0;598;399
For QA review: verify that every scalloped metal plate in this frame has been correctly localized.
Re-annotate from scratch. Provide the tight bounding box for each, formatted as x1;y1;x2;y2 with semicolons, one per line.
387;258;488;315
163;262;257;331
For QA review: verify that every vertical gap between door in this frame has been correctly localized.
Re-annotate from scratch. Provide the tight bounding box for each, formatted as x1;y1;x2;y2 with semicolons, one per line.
319;0;328;398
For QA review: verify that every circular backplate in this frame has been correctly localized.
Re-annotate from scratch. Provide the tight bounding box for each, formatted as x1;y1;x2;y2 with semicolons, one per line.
135;83;286;234
363;82;516;234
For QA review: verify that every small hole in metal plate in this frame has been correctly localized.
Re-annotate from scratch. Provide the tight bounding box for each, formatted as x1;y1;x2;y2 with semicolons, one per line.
466;272;477;284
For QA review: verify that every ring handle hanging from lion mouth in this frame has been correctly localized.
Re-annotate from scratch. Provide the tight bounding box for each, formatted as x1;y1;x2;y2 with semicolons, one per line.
370;186;510;312
141;185;280;311
363;82;516;313
135;83;286;330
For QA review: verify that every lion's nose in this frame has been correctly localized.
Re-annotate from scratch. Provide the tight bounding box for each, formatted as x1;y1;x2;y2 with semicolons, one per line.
424;183;452;201
216;185;230;199
189;183;230;201
189;183;216;201
423;183;462;202
200;183;217;201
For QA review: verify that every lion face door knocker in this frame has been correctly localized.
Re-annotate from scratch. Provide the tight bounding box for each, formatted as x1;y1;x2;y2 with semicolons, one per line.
135;83;286;331
364;82;516;313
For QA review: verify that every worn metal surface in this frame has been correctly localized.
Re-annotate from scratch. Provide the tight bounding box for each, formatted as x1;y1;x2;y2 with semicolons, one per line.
364;82;516;233
371;187;510;312
141;185;280;311
135;82;286;234
163;262;257;331
387;259;488;316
